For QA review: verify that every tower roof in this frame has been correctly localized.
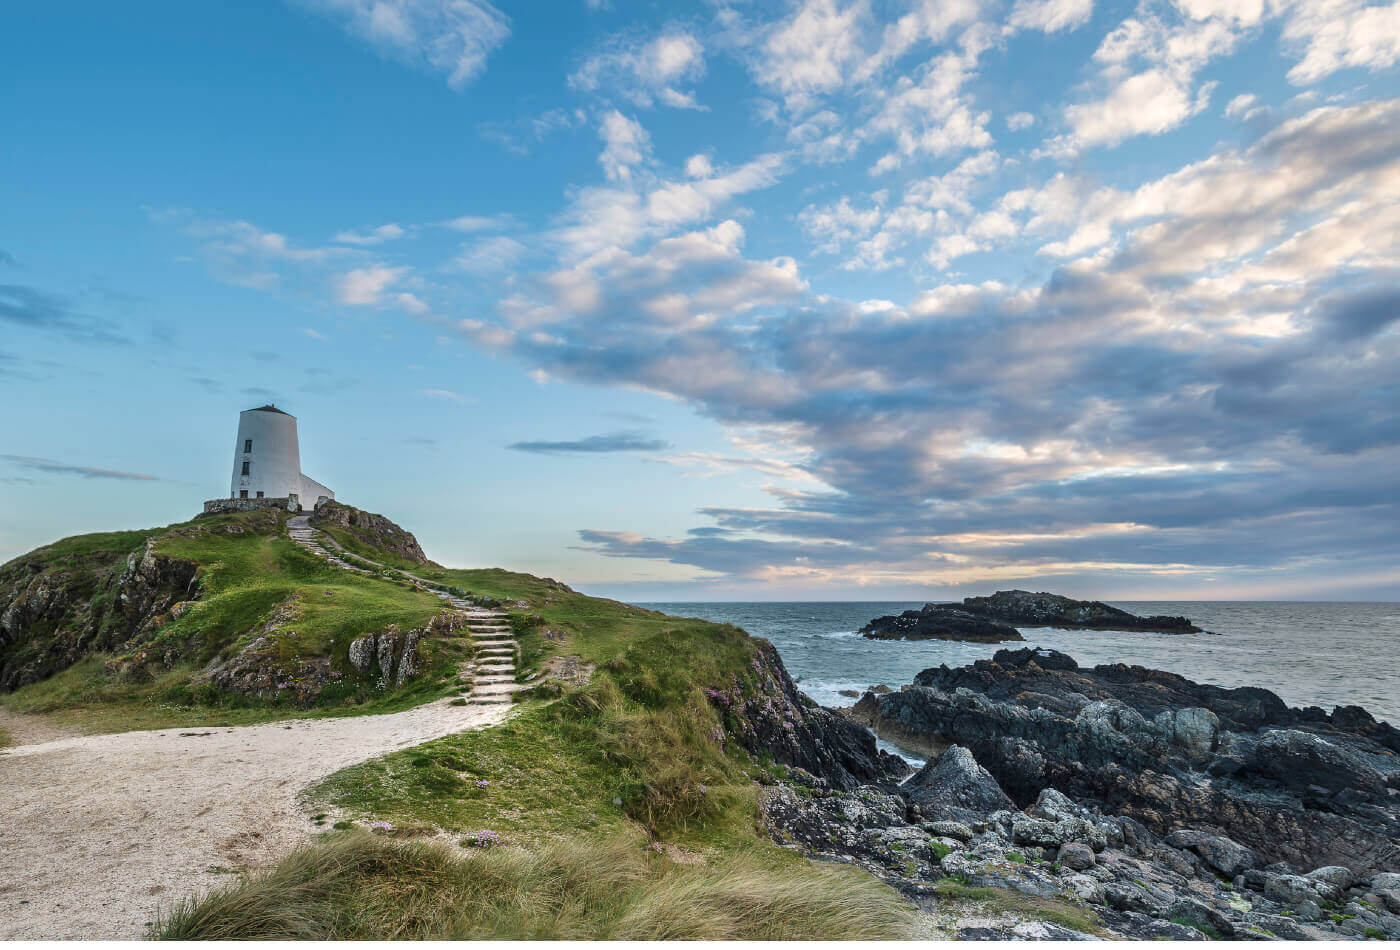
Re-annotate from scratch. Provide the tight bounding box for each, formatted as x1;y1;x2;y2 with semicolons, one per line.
247;404;292;416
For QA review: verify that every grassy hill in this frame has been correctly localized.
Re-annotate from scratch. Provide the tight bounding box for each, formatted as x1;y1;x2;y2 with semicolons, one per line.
0;508;469;731
2;504;917;938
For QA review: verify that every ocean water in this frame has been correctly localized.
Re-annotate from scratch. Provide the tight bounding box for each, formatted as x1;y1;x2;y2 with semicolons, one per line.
639;601;1400;728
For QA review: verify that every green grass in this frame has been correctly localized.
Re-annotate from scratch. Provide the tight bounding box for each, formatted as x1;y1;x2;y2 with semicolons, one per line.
154;831;914;940
0;725;12;748
933;880;1106;937
1;509;469;732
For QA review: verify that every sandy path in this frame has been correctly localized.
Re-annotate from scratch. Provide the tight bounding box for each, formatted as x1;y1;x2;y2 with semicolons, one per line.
0;697;512;940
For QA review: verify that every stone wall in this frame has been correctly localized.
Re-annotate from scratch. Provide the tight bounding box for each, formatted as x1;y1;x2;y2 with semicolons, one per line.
201;495;300;516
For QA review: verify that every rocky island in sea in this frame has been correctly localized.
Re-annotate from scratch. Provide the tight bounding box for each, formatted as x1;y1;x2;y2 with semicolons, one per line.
860;589;1201;642
741;646;1400;940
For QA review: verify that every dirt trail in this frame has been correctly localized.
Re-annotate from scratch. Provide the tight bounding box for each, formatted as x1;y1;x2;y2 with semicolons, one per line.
0;694;511;939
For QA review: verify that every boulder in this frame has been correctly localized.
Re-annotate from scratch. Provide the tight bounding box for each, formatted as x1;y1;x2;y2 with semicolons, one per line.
903;745;1014;823
1058;841;1097;870
1155;707;1219;757
1305;866;1354;889
1262;873;1318;907
1163;829;1257;877
921;820;974;841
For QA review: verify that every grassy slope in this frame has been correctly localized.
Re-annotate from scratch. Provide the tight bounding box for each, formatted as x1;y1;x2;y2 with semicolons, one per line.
11;510;918;938
154;536;918;939
1;511;465;733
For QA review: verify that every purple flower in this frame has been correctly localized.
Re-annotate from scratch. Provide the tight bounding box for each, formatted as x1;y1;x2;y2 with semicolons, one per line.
473;829;500;847
476;779;491;788
697;784;707;795
370;820;393;832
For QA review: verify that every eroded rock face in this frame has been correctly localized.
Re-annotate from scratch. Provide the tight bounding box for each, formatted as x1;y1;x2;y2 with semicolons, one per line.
707;639;909;792
0;537;199;690
310;501;430;565
854;648;1400;873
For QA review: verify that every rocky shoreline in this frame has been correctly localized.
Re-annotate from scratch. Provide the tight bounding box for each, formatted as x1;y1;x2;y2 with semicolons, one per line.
860;590;1201;642
733;645;1400;940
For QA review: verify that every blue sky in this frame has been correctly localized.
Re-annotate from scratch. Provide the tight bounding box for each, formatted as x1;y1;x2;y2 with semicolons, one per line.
3;0;1399;601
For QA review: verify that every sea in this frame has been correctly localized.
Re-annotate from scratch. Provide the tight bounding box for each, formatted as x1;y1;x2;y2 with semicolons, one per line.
639;602;1400;742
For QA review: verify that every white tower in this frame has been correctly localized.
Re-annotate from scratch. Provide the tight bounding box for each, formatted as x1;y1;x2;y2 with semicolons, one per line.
229;405;334;509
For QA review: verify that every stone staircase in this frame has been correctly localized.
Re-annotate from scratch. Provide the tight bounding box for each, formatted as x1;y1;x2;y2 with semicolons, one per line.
286;514;526;706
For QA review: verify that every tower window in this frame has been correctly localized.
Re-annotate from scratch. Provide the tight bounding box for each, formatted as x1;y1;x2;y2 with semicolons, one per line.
239;490;248;499
241;460;250;476
256;491;264;498
244;439;252;453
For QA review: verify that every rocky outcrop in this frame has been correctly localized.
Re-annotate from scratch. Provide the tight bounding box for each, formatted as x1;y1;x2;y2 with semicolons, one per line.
706;639;909;792
761;744;1400;940
0;536;200;690
310;501;430;566
206;608;469;706
959;589;1201;633
850;648;1400;873
860;605;1023;642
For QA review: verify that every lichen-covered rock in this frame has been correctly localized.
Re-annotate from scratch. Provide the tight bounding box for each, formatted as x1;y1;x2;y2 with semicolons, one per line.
0;535;199;690
1163;829;1257;877
861;648;1400;872
904;745;1014;822
309;501;431;565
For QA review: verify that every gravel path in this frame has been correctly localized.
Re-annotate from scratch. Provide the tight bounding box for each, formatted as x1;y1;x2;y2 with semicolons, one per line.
0;697;512;939
1;516;525;940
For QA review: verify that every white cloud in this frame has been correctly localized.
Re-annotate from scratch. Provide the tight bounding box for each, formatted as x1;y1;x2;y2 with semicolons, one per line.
1282;0;1400;84
1007;0;1094;34
1007;111;1036;130
1063;69;1205;149
598;110;651;181
296;0;510;89
571;30;707;109
1225;92;1258;116
440;214;502;232
754;0;871;113
419;388;464;401
335;264;408;305
332;223;406;245
684;154;714;178
455;235;527;274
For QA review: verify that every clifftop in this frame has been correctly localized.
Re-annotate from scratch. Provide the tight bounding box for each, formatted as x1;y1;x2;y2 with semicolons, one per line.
310;501;432;567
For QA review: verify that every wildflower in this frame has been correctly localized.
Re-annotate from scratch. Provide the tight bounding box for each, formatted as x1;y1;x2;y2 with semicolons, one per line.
370;820;393;833
476;779;491;788
473;829;500;847
697;784;707;795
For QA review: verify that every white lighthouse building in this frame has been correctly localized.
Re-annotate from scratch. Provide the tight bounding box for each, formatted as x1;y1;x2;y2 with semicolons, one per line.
225;405;334;510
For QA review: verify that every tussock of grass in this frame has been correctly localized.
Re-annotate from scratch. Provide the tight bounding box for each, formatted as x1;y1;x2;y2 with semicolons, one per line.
155;831;913;940
0;725;12;748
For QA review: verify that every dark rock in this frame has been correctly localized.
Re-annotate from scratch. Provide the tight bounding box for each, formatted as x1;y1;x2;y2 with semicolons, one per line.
712;639;908;792
958;589;1201;633
1163;829;1257;877
860;648;1400;872
860;605;1023;643
1058;841;1097;870
904;745;1014;822
1164;898;1235;937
